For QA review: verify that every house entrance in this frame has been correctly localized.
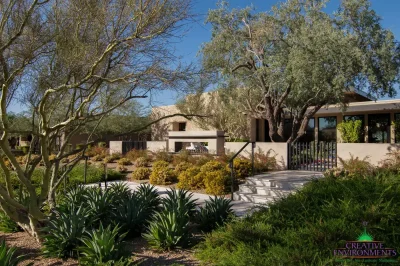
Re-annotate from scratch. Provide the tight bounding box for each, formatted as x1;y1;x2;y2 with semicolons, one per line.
288;142;337;171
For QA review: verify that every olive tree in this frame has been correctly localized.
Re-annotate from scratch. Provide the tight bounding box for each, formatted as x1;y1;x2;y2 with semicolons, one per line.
0;0;194;240
202;0;399;143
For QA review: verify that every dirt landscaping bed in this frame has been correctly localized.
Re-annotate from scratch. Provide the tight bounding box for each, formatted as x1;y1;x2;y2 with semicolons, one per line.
0;232;200;266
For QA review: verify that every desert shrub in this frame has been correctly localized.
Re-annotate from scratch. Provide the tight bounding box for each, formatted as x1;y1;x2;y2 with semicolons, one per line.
92;154;104;162
116;165;128;173
87;146;108;158
135;157;149;167
379;148;400;173
48;154;57;162
195;197;233;232
230;159;252;179
200;161;226;172
177;166;202;190
0;240;25;266
42;207;92;258
0;211;21;233
196;174;400;265
149;161;176;185
254;148;278;172
78;224;131;265
172;150;194;166
110;153;122;161
216;151;236;164
126;149;148;162
174;162;193;175
338;154;375;178
195;154;214;166
117;158;132;166
152;150;172;163
203;169;230;195
103;156;114;163
98;142;107;148
132;167;151;180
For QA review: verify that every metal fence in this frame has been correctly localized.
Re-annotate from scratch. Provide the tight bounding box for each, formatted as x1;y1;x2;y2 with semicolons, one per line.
288;142;337;171
121;141;147;154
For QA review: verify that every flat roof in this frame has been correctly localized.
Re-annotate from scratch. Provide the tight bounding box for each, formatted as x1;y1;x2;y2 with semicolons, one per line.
315;99;400;115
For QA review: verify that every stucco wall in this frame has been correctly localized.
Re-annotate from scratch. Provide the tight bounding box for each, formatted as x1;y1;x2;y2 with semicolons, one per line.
337;143;399;166
225;142;288;170
147;141;167;152
109;141;123;155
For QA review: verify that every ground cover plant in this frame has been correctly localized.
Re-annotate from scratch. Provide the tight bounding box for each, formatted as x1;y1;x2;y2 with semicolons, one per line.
196;173;400;265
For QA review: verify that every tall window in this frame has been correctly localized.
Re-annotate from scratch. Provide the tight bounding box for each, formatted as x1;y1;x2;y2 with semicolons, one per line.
178;122;186;131
343;115;365;143
395;114;400;143
368;114;390;143
318;117;337;142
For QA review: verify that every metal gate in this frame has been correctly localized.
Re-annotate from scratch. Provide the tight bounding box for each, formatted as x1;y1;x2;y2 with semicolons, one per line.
122;141;147;154
288;142;337;171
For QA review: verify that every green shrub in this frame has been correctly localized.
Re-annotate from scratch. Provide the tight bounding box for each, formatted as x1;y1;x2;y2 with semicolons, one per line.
0;211;20;233
177;166;202;190
68;164;123;186
108;182;131;205
132;167;151;180
42;207;92;258
149;161;176;185
195;197;233;232
337;119;363;143
98;142;107;148
196;174;400;265
92;154;104;161
204;169;230;195
200;161;226;172
174;162;193;175
135;157;149;167
117;158;132;166
125;149;148;162
57;185;89;213
84;187;117;227
116;165;128;173
21;146;29;154
0;240;25;266
143;209;191;250
79;224;131;265
103;156;114;163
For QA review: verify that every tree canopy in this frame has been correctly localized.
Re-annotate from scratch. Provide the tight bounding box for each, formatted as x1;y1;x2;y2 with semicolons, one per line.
202;0;400;142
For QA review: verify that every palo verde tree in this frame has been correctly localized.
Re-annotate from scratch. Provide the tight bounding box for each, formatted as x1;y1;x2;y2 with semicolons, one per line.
202;0;400;143
0;0;195;241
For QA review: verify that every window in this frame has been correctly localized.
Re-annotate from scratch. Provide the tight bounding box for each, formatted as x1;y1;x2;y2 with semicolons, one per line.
368;114;390;143
343;115;365;143
395;114;400;143
178;122;186;131
318;117;337;142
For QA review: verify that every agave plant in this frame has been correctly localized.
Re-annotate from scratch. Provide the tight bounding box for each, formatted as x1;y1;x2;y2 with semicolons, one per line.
136;184;161;212
195;196;234;232
78;224;131;265
0;240;25;266
162;189;197;218
108;182;132;205
143;209;190;250
57;185;89;213
0;211;21;233
113;193;152;237
42;206;92;258
84;187;116;226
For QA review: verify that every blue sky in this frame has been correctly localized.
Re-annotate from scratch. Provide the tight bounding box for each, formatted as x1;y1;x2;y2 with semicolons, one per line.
146;0;400;108
8;0;400;113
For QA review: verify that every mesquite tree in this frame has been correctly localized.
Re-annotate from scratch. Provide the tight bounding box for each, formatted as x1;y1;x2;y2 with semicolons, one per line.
0;0;193;241
202;0;399;143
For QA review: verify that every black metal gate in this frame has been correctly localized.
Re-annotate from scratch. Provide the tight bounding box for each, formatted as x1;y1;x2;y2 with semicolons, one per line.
288;142;337;171
122;141;147;154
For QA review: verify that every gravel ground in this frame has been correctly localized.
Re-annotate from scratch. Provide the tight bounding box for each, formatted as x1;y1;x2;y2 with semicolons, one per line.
0;231;201;266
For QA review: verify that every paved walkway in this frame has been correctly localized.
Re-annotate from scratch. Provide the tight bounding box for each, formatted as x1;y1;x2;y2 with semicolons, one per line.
91;180;257;217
